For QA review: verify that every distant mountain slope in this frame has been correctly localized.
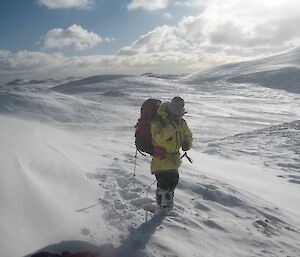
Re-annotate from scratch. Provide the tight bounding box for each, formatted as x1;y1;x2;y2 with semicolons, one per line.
50;73;181;97
52;75;131;94
181;47;300;93
228;67;300;93
204;120;300;174
6;79;58;86
141;72;186;80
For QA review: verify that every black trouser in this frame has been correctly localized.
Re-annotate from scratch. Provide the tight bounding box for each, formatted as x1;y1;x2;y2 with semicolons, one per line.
155;170;179;192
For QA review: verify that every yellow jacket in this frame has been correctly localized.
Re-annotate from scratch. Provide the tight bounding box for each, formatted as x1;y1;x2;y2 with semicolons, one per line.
150;103;193;173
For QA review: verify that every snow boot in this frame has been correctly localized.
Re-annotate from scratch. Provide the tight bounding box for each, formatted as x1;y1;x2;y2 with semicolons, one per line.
156;188;174;209
156;188;162;206
166;191;174;208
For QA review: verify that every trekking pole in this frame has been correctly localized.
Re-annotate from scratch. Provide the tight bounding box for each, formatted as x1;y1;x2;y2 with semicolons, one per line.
145;180;157;222
146;180;156;199
133;148;138;177
181;152;193;163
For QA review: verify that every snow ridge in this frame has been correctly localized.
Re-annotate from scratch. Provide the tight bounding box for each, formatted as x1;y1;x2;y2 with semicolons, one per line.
204;120;300;174
181;47;300;94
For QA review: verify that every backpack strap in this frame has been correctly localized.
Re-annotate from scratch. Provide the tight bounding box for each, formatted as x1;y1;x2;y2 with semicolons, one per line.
137;148;147;156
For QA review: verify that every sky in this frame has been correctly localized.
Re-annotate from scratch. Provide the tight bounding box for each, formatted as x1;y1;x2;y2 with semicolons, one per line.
1;0;300;82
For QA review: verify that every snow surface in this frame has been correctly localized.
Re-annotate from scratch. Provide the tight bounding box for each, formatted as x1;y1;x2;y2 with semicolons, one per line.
181;47;300;94
1;48;300;257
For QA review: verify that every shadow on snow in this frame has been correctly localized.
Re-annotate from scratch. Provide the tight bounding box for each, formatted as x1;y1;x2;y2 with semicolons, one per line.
25;213;166;257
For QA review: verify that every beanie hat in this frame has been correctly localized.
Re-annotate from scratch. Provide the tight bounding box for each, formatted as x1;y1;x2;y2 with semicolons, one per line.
167;96;185;116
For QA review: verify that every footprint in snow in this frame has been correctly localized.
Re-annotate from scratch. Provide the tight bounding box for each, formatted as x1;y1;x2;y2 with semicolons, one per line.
252;219;280;237
97;167;150;232
81;228;90;236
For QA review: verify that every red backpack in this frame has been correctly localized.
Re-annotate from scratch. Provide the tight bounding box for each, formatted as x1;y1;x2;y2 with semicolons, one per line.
135;99;161;155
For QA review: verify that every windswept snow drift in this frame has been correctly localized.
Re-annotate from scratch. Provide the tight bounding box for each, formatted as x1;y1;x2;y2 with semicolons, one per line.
0;116;106;257
204;120;300;174
1;48;300;257
228;67;300;94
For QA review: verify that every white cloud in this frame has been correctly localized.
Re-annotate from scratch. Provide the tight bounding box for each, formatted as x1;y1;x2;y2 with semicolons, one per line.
104;37;116;43
37;0;95;9
124;0;300;54
117;0;300;71
43;24;102;51
0;50;11;59
173;0;208;7
162;12;173;20
147;0;300;52
177;15;206;44
118;25;186;55
198;0;300;48
127;0;207;11
127;0;169;11
0;49;238;83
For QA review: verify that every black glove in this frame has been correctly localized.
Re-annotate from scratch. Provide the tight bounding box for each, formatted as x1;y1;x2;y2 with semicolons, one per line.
182;141;190;151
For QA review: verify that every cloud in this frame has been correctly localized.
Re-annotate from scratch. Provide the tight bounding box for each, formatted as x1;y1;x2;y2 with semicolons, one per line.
127;0;206;11
0;50;11;59
37;0;95;9
132;0;300;52
117;0;300;71
197;0;300;48
162;12;173;20
0;49;238;83
173;0;208;7
127;0;169;11
177;15;206;44
118;25;186;55
43;24;102;51
104;37;116;43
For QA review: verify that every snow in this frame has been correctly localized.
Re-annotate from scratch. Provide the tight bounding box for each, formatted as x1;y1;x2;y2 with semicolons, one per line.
0;116;106;257
1;48;300;257
181;47;300;94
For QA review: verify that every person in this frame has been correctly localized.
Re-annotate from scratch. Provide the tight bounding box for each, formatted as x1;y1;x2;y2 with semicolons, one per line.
150;96;192;208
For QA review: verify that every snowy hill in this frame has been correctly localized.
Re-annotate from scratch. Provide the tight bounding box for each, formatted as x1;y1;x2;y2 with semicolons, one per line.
6;79;59;86
141;73;186;80
1;49;300;257
52;75;131;94
204;120;300;174
181;47;300;93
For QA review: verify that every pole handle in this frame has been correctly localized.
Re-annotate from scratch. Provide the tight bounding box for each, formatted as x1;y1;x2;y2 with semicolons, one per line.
181;152;193;163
